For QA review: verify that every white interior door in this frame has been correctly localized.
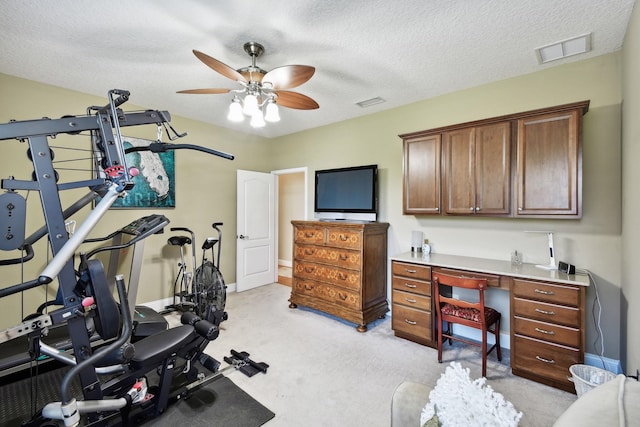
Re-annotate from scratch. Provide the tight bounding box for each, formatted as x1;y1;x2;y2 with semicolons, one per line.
236;170;276;292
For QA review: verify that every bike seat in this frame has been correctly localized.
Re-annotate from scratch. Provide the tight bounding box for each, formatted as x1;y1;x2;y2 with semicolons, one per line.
168;236;191;246
129;325;195;370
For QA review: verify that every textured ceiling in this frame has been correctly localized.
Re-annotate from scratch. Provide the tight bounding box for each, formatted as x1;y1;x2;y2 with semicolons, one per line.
0;0;635;138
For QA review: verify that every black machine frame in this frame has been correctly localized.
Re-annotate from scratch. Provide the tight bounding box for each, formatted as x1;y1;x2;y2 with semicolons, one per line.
0;90;235;426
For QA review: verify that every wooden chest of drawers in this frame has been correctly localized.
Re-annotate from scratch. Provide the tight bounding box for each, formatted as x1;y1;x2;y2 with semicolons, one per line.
510;278;585;392
391;261;434;346
289;221;389;332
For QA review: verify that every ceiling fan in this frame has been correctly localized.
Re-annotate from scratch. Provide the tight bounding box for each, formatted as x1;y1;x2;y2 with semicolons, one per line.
177;42;319;127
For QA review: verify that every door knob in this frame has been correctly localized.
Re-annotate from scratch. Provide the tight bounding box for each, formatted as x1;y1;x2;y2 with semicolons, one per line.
238;234;248;239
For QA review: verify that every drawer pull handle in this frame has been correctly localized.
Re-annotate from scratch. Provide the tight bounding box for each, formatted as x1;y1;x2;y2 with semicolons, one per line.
404;319;417;325
339;234;348;241
304;248;316;255
338;293;348;301
405;298;417;303
404;283;417;289
535;355;556;364
534;308;555;316
304;232;316;238
534;288;555;295
534;327;555;335
304;267;315;273
339;254;349;261
338;272;348;280
405;269;417;274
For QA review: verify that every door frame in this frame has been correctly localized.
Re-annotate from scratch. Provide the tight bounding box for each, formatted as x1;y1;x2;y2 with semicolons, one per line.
272;167;309;275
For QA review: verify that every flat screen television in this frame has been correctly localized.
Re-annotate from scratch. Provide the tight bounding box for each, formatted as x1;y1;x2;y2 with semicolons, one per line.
314;164;378;221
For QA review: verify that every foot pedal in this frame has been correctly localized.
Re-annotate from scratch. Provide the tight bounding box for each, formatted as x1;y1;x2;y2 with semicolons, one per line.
223;349;269;377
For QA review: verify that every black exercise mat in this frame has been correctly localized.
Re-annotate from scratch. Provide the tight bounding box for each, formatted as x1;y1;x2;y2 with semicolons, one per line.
0;368;274;427
145;376;275;427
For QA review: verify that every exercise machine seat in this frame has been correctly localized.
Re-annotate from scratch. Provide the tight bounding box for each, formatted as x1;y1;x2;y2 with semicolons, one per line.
130;325;195;370
168;236;191;246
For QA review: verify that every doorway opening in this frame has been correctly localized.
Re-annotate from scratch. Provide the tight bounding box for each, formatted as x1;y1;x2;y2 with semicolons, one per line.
273;167;307;287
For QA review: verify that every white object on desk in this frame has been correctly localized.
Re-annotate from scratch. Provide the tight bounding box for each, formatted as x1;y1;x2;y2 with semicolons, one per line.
525;230;557;270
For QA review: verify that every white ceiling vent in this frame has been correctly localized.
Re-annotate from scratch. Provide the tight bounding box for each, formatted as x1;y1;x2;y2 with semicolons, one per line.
535;33;592;64
356;97;386;108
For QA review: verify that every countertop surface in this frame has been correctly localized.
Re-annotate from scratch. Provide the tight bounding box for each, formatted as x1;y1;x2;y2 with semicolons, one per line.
390;251;590;286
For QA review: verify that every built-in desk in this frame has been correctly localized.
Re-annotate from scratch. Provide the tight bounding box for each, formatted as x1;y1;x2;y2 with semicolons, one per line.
389;251;589;392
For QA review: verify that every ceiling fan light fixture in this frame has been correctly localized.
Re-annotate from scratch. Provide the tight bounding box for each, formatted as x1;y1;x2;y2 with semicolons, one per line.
250;110;266;128
243;93;259;116
181;42;318;129
264;100;281;123
227;97;244;122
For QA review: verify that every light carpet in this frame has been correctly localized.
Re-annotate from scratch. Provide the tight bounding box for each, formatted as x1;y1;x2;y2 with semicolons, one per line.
193;283;576;427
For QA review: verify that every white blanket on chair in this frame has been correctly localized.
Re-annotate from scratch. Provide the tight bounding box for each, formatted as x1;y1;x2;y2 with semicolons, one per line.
420;362;522;427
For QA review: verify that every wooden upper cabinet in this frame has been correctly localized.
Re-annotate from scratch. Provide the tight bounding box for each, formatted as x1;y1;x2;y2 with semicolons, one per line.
402;134;441;214
400;100;588;219
516;109;582;218
442;122;511;215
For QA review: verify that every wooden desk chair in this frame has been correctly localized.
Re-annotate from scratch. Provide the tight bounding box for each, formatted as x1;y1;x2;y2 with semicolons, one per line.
433;272;502;377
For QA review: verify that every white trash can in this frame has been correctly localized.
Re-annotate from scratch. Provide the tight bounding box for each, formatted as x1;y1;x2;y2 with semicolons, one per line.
569;364;616;398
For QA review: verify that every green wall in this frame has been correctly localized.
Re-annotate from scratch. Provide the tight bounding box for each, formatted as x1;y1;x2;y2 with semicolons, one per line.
0;74;269;323
0;49;630;367
271;53;624;363
622;1;640;376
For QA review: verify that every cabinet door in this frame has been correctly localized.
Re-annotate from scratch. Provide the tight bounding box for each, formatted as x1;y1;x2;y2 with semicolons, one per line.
403;134;441;214
516;110;581;217
442;128;475;214
475;122;511;215
442;122;511;215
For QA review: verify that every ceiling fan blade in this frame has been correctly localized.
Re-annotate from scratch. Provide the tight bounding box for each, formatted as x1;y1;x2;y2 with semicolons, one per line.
176;88;231;94
275;91;319;110
263;65;315;90
192;50;248;83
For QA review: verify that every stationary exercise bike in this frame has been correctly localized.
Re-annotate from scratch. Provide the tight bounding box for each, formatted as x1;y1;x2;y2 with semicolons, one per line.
166;223;227;325
192;222;227;325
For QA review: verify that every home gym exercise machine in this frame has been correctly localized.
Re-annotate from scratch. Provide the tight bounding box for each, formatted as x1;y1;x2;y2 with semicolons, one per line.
165;222;228;325
85;214;173;339
0;90;267;426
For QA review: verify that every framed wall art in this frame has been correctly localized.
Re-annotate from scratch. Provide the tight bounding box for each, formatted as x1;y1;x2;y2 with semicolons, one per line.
96;136;175;208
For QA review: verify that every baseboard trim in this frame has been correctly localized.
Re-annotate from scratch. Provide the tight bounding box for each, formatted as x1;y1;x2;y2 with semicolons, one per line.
584;353;623;374
141;282;237;311
452;325;511;350
278;259;292;268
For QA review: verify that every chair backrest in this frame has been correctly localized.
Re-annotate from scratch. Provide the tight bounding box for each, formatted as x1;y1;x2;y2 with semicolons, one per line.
433;272;488;323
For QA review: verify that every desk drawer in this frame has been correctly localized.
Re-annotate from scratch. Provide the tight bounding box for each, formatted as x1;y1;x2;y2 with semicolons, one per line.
513;335;579;388
432;267;500;287
392;275;431;296
392;304;432;340
513;316;580;348
513;297;580;328
392;289;431;311
512;279;580;306
392;261;431;281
